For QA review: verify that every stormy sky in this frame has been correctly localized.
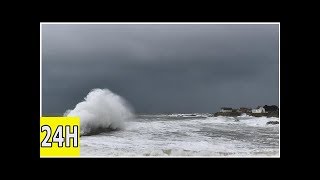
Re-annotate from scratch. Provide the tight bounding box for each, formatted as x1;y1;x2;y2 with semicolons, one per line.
42;24;279;114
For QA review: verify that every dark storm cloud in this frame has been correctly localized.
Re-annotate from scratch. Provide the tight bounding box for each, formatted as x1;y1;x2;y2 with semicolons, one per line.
42;24;279;114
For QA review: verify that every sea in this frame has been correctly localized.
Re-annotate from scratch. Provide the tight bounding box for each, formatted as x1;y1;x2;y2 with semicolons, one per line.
80;113;279;157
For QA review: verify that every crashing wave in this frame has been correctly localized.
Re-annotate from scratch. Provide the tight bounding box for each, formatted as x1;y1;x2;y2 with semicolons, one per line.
64;88;134;136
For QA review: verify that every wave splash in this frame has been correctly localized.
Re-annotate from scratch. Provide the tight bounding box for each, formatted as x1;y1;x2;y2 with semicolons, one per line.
64;88;134;136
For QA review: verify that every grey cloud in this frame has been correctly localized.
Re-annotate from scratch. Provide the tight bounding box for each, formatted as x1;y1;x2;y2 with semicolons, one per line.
42;24;279;114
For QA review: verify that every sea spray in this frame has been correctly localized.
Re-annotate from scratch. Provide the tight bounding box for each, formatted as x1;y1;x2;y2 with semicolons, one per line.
64;88;134;136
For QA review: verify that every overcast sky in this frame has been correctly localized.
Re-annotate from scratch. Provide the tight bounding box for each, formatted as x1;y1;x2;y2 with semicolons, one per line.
42;24;279;114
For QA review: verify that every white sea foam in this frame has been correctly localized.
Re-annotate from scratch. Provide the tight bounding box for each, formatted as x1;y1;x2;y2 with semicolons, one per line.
80;115;279;157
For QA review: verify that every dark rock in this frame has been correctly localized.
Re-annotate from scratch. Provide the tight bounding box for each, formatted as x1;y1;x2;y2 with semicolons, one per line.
214;112;241;117
81;127;120;136
246;112;268;117
263;105;279;112
266;111;279;118
266;121;279;125
245;111;279;118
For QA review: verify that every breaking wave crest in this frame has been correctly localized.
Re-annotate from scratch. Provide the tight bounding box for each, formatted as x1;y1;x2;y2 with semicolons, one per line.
64;88;134;136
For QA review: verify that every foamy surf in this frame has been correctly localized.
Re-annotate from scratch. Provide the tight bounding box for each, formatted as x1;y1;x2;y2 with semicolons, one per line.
80;114;279;157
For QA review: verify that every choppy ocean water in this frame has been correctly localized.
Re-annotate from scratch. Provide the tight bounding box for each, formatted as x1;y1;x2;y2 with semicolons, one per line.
80;114;279;157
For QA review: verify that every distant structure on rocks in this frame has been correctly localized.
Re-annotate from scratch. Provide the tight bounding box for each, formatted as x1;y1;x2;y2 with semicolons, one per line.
252;106;266;113
220;107;233;113
237;107;251;113
214;105;279;117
